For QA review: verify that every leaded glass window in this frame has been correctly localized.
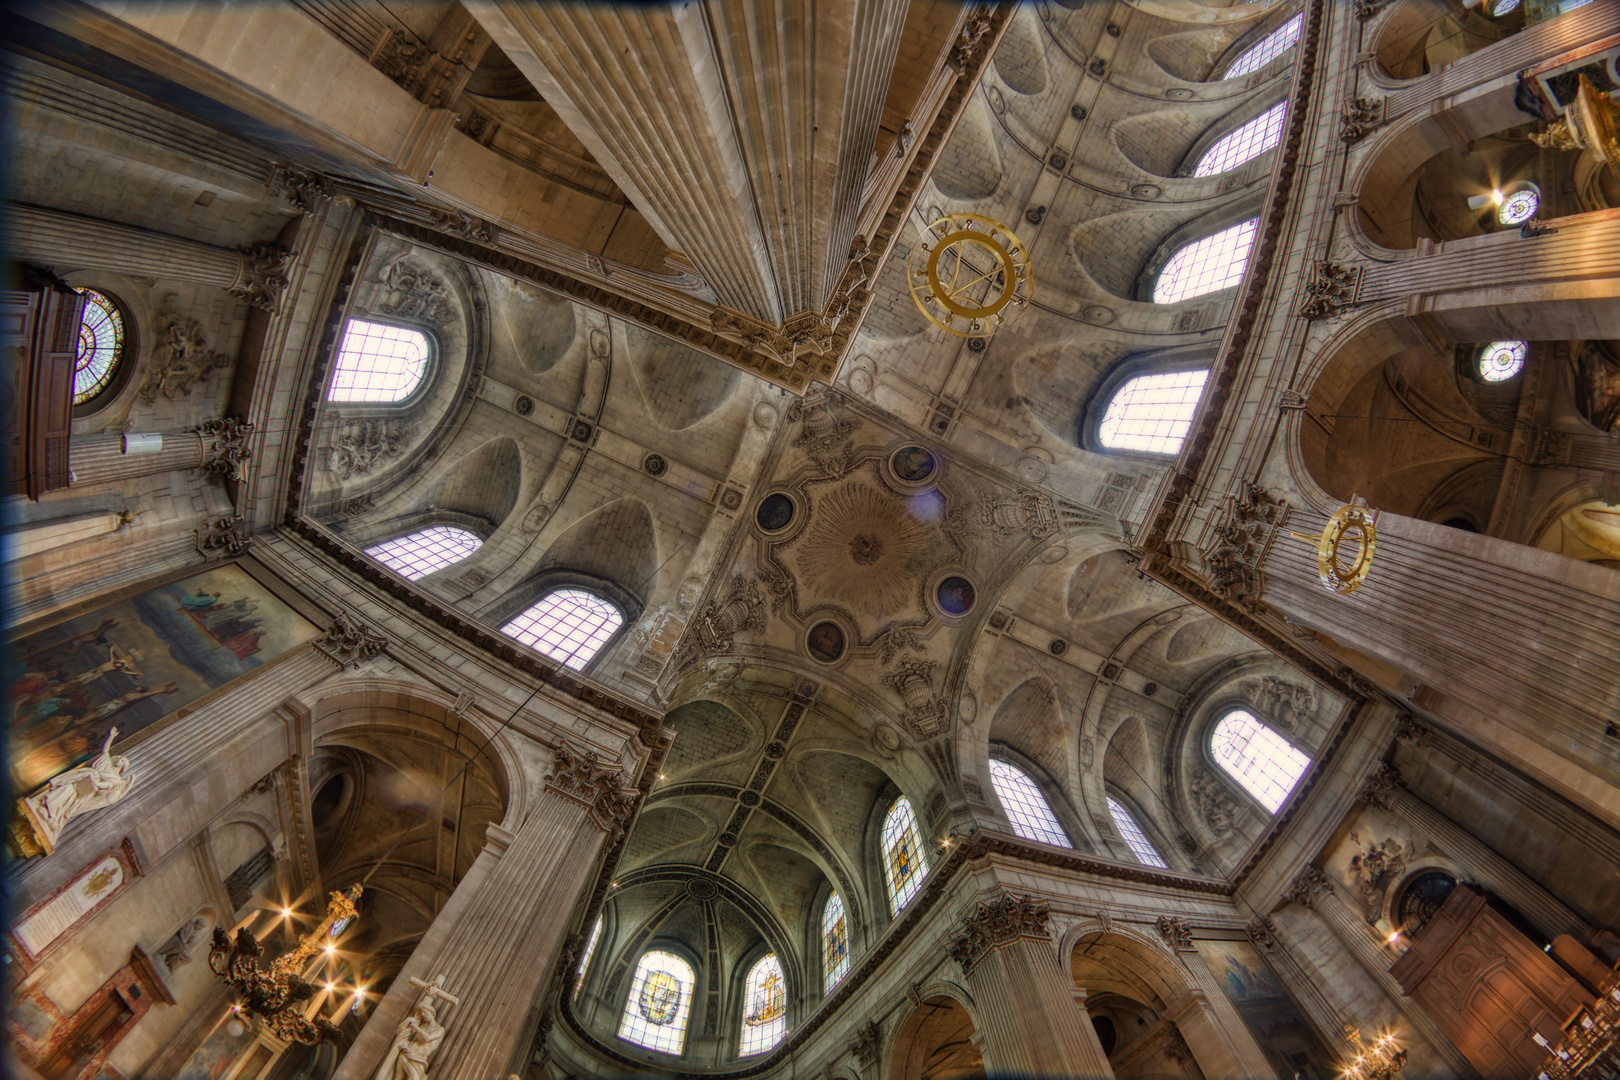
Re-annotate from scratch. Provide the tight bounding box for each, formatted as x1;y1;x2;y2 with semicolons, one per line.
619;951;694;1055
822;892;850;994
1194;101;1287;177
501;589;624;670
328;319;431;403
989;759;1071;847
73;288;124;405
881;797;927;913
1153;218;1259;304
1478;340;1527;382
1489;0;1521;16
1106;796;1169;869
738;953;787;1057
364;526;482;580
1210;709;1310;813
1098;369;1209;456
574;916;603;1000
1497;188;1539;225
1223;13;1303;79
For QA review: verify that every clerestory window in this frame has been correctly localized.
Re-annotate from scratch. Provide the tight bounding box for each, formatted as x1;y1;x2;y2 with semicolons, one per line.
619;950;695;1056
881;797;927;914
574;916;603;1000
1210;709;1310;813
1106;795;1169;869
73;288;126;405
1194;101;1287;177
1223;13;1303;79
328;319;431;403
822;892;850;994
738;953;787;1057
501;588;624;670
364;526;482;580
1098;369;1210;456
989;759;1071;847
1153;218;1259;304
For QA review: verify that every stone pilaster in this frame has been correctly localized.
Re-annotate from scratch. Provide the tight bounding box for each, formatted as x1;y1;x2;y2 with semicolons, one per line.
1246;915;1352;1048
949;894;1115;1078
1156;917;1277;1080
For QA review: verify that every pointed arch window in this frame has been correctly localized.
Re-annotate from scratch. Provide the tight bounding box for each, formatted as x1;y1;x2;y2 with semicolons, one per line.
501;588;624;670
574;916;603;1000
364;525;482;580
822;892;850;993
1098;369;1209;456
328;319;431;403
1106;795;1169;869
72;288;126;405
738;953;787;1057
1193;101;1287;177
989;759;1071;847
881;797;927;914
1223;13;1303;79
618;951;695;1056
1153;218;1259;304
1210;709;1310;813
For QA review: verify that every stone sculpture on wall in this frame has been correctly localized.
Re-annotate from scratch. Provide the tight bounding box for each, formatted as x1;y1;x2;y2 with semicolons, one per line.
1190;767;1237;838
376;258;456;325
330;418;417;480
20;727;137;853
137;297;232;404
1245;675;1318;732
157;912;213;972
375;975;460;1080
1345;831;1415;922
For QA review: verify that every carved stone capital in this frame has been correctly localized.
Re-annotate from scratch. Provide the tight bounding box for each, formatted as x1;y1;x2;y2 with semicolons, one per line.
545;742;640;835
266;161;331;214
1298;260;1364;319
231;243;294;313
428;208;497;244
1283;865;1332;909
1155;914;1195;952
1201;483;1288;602
1163;1028;1194;1064
1356;761;1401;809
1245;915;1279;954
196;515;251;560
949;8;994;72
948;893;1051;974
315;611;388;670
850;1019;882;1067
1394;714;1433;749
1340;97;1385;144
193;417;254;482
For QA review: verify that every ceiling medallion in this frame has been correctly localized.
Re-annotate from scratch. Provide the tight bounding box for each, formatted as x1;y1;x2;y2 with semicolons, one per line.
908;213;1033;339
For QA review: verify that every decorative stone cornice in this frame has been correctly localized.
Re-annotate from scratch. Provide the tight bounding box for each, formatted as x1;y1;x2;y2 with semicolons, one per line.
195;515;251;560
314;611;388;670
1155;914;1195;952
193;417;254;482
1283;865;1333;909
948;892;1051;974
231;243;294;313
545;742;640;836
1356;761;1401;809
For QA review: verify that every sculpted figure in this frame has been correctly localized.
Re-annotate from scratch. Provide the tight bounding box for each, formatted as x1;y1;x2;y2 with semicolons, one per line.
24;727;136;850
374;975;459;1080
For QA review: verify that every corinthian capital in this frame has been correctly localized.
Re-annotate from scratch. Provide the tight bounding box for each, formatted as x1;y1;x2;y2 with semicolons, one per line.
1282;865;1332;909
947;892;1050;974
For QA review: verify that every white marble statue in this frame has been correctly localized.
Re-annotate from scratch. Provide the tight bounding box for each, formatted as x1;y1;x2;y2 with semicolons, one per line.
374;975;460;1080
23;727;136;852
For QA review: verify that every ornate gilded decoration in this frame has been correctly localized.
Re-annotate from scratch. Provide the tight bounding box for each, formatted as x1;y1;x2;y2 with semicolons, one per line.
907;214;1032;338
1289;503;1379;595
208;885;361;1043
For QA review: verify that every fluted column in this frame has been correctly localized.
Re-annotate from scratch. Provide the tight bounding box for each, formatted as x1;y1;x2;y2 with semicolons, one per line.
1362;766;1593;943
334;745;637;1080
69;419;254;487
1283;868;1476;1078
1246;916;1352;1048
950;895;1115;1079
4;203;291;311
1156;918;1277;1080
466;0;908;323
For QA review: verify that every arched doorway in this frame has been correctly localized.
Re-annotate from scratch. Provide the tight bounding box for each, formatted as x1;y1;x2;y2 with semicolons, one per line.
890;993;985;1080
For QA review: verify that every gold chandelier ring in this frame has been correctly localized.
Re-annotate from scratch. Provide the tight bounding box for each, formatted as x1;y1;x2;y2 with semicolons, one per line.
924;230;1019;319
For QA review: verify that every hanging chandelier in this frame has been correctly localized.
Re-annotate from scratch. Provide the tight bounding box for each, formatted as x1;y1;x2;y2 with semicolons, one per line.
907;213;1033;338
209;885;362;1044
1339;1025;1406;1080
1291;500;1379;595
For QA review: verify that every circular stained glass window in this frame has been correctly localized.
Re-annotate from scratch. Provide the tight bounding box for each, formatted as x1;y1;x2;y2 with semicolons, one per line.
1479;340;1527;382
1489;0;1520;15
73;288;125;405
1497;188;1538;226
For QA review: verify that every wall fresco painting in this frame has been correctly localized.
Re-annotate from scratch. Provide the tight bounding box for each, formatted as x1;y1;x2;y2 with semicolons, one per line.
1195;937;1338;1080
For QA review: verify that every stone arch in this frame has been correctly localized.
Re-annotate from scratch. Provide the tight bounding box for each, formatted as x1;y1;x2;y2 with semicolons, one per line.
992;6;1048;95
1069;926;1191;1013
426;435;523;533
1371;0;1464;81
888;987;984;1080
624;323;742;431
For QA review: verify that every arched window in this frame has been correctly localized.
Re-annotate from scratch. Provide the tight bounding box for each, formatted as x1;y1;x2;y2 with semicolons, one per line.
1223;13;1303;79
73;288;125;405
822;892;850;994
618;950;695;1056
989;759;1071;847
881;797;927;914
1106;795;1169;869
1193;101;1287;176
501;588;624;670
1210;709;1310;813
1098;369;1210;456
364;526;482;580
1153;218;1259;304
1478;340;1527;382
328;319;431;403
737;953;786;1057
574;916;603;1000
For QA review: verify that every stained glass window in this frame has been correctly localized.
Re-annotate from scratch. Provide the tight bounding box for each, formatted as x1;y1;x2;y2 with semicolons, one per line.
328;319;430;402
1194;101;1287;177
822;892;850;994
881;797;927;913
1106;796;1169;869
1098;369;1210;456
73;288;124;405
1497;188;1539;226
501;589;624;670
989;759;1072;847
1223;13;1303;79
738;953;787;1057
1210;709;1310;813
1489;0;1521;15
1153;218;1259;304
574;916;603;1000
618;951;694;1055
1479;340;1527;382
364;526;482;580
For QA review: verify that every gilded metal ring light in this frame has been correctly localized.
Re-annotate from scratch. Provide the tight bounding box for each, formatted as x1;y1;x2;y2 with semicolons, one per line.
908;213;1033;338
1292;504;1379;595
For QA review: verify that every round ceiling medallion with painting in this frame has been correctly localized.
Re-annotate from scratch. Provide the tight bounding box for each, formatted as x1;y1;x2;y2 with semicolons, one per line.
756;492;797;533
805;621;847;664
935;575;977;617
889;444;938;485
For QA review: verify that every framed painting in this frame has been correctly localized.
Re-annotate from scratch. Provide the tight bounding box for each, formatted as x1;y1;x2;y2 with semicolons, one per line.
1195;936;1338;1080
